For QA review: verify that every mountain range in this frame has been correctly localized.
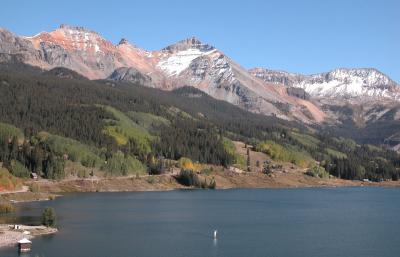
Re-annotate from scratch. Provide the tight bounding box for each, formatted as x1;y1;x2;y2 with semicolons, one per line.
0;24;399;148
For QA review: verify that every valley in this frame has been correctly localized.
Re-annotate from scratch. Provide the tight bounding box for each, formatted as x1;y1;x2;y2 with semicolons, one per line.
0;60;398;193
0;0;399;255
0;11;398;257
1;25;399;149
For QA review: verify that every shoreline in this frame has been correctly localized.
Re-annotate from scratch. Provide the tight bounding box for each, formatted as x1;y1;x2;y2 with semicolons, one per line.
1;172;398;249
1;171;398;203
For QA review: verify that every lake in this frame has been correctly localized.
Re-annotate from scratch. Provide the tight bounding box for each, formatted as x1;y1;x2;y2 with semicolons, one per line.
1;187;400;257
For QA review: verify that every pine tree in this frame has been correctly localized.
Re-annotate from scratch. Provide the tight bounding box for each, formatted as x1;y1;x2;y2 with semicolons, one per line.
247;154;251;172
9;136;18;160
41;207;57;227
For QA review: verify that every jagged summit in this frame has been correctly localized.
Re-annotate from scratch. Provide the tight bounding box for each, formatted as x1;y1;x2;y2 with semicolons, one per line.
118;38;130;45
178;36;204;46
117;38;142;50
58;24;99;34
162;36;215;53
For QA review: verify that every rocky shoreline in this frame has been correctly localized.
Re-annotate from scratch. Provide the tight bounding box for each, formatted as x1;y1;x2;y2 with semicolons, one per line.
0;224;57;249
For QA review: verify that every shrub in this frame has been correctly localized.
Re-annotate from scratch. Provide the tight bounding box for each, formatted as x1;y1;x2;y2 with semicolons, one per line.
37;132;101;168
146;176;156;184
0;122;24;141
148;158;171;175
177;169;200;187
0;168;21;191
200;168;212;175
222;138;244;168
102;106;153;156
102;151;147;176
305;165;329;179
255;140;314;168
290;132;320;149
177;157;195;170
8;160;30;178
208;178;216;189
29;183;41;193
41;207;57;227
77;169;88;178
325;148;347;159
177;169;216;189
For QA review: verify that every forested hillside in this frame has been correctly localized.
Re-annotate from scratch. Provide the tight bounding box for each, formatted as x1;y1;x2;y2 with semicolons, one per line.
0;64;399;182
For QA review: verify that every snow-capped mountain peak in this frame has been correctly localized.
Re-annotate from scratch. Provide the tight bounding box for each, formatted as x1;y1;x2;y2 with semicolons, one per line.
157;47;217;77
325;68;395;88
250;67;400;100
156;37;218;77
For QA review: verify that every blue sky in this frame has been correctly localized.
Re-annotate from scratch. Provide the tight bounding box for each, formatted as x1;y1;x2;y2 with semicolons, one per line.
1;0;399;81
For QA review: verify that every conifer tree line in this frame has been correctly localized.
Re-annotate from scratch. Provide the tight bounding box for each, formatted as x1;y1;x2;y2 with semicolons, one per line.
0;65;398;181
0;136;65;179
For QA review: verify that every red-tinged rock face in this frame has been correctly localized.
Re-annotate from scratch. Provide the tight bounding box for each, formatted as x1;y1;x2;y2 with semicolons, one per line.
117;42;158;74
30;26;114;54
25;26;167;81
23;26;126;79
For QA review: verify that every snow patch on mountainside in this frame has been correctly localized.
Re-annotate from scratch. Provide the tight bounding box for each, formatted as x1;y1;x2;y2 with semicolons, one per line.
297;78;389;98
296;69;398;99
157;48;217;76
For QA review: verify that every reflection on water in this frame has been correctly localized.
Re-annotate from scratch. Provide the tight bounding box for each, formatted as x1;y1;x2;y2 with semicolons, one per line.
0;204;42;225
213;238;217;247
0;215;40;225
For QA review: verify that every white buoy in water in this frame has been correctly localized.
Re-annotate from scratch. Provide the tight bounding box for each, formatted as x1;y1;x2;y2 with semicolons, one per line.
213;230;218;239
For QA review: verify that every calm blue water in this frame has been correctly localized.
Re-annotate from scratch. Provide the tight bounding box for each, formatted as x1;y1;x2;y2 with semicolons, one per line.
0;187;400;257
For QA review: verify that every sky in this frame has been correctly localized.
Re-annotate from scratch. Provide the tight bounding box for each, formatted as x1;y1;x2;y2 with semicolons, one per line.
1;0;399;82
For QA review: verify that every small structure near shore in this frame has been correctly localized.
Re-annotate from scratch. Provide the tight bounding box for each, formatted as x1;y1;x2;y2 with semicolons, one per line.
30;172;38;180
18;238;32;252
